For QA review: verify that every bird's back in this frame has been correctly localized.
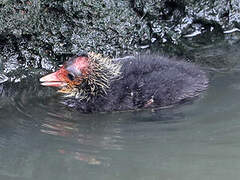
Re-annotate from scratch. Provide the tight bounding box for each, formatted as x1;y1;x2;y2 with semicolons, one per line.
108;55;208;110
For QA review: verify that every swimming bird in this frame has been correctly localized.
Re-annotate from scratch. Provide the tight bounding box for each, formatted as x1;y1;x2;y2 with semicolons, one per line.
40;52;208;112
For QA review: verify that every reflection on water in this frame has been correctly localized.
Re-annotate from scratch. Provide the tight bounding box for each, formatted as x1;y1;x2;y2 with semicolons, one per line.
1;69;240;180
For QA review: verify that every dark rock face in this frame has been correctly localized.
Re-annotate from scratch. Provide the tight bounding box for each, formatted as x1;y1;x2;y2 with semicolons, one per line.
0;0;239;81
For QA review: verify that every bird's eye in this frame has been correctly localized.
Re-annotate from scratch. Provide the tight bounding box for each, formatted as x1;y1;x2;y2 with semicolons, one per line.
67;73;75;81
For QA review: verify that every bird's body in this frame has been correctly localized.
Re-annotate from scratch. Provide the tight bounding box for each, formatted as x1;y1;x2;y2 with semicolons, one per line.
40;53;208;113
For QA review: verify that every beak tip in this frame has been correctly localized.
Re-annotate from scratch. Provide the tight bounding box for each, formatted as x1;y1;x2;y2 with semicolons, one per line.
39;71;59;82
39;77;45;82
40;70;69;87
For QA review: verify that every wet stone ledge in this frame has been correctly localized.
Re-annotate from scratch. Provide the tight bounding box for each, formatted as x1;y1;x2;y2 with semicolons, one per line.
0;0;240;81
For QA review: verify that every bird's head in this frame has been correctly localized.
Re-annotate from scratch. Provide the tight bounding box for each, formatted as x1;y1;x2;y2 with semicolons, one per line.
40;52;121;100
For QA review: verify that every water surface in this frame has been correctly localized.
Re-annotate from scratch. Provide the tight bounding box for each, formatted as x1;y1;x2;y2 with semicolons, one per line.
0;68;240;180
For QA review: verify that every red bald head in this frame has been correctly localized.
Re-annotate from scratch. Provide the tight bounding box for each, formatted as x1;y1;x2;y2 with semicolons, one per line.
40;56;90;87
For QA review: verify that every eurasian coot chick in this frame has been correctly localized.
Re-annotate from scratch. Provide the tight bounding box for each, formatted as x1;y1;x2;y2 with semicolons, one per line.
40;52;208;112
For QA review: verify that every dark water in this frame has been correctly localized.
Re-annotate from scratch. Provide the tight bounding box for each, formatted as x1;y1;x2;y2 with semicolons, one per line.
0;67;240;180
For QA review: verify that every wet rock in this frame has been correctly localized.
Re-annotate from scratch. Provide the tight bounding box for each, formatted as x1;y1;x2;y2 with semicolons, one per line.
0;0;240;81
0;74;8;84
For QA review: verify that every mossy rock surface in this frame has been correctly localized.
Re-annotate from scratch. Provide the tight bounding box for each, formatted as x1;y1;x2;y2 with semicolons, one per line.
0;0;240;81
